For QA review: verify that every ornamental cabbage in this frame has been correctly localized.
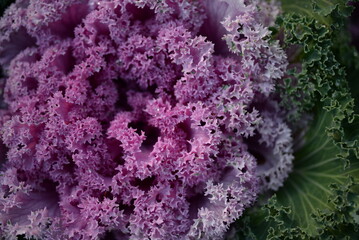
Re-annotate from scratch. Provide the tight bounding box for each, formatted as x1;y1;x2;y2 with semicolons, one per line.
0;1;292;239
0;0;358;240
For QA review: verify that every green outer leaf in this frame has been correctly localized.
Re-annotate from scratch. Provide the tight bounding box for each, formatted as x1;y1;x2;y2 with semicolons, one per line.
281;0;328;25
231;108;359;239
275;0;356;123
275;108;359;235
276;13;355;123
280;0;352;26
229;1;359;239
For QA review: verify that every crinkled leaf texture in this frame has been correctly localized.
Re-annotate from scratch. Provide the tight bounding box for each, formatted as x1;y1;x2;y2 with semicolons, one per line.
230;108;359;239
281;0;352;26
275;0;355;122
275;0;359;160
0;0;289;239
228;0;359;239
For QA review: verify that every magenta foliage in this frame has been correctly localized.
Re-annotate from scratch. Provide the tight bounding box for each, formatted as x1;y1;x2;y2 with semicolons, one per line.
0;0;292;239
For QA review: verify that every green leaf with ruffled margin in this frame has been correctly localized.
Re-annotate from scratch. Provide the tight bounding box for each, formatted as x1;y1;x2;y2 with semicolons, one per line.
273;108;359;236
228;0;359;239
275;0;359;159
275;0;357;123
280;0;352;26
230;107;359;239
332;23;359;113
275;13;355;124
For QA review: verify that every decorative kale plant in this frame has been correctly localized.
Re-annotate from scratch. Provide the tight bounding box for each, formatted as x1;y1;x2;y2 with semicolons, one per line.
0;0;358;239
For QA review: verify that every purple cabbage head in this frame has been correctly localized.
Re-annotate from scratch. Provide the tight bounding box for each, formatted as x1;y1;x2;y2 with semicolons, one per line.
0;0;293;239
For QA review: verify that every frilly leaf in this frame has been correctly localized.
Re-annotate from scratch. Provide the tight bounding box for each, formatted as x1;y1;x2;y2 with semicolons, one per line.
231;107;359;239
230;2;359;236
280;0;353;26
